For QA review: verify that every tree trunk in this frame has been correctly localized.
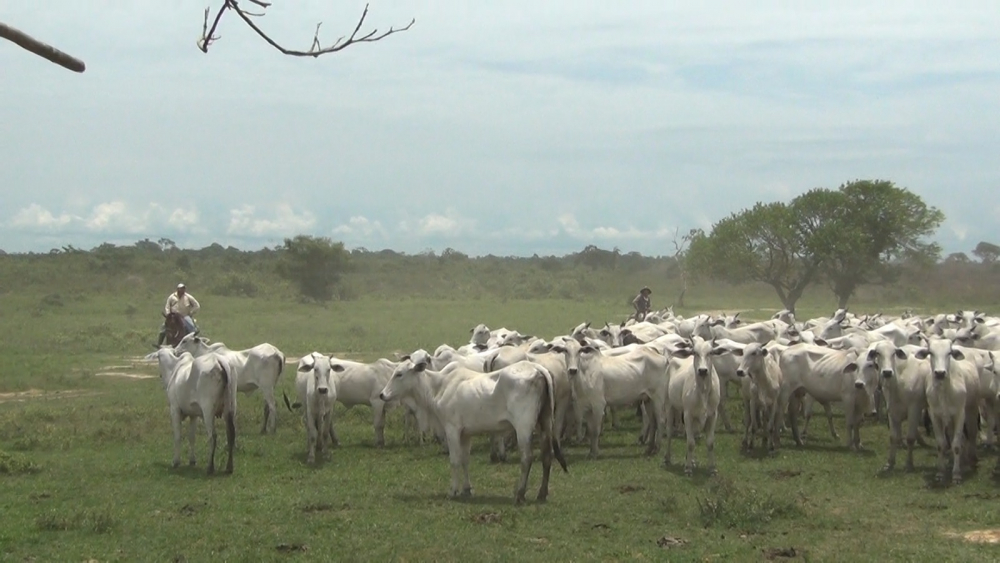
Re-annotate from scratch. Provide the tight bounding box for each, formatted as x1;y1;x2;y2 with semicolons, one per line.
0;21;86;73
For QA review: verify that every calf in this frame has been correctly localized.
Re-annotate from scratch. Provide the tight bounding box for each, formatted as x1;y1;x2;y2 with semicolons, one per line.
915;337;980;483
663;337;725;475
155;348;237;475
378;358;568;504
734;342;784;452
290;352;337;464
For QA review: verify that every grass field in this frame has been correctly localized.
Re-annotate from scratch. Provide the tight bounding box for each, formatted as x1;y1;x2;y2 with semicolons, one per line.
3;294;1000;562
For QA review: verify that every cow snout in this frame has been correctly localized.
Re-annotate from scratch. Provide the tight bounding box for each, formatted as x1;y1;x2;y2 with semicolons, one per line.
881;369;894;379
934;370;946;380
697;368;709;377
735;369;745;378
378;392;388;401
317;387;328;395
568;367;578;376
854;381;865;389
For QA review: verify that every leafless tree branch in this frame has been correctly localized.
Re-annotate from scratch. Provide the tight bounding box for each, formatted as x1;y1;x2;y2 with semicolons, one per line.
199;1;414;57
0;21;86;73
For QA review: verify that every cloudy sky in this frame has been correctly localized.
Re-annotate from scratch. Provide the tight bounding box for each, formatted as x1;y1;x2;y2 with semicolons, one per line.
3;1;999;256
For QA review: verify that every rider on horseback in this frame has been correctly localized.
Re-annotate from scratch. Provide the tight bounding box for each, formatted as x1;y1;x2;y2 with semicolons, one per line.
154;283;201;347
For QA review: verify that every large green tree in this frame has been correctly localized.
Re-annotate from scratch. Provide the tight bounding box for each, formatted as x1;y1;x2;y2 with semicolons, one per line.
277;235;349;301
803;180;943;308
688;179;943;311
687;202;820;312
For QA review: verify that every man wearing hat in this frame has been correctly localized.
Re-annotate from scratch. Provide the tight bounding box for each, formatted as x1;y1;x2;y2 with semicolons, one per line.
632;286;652;322
155;283;201;347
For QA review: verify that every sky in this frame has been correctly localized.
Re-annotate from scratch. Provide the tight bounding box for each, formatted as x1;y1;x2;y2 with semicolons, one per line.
3;1;999;257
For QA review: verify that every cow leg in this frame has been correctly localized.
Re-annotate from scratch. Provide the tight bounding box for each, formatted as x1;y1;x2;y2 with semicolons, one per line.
266;389;278;433
706;410;719;475
224;410;236;474
884;413;902;472
787;394;804;447
187;417;198;466
514;426;534;505
801;396;813;438
260;401;270;435
718;381;733;432
553;396;569;447
953;411;967;484
637;401;649;444
445;427;463;498
170;410;183;469
326;412;337;453
683;411;697;476
844;400;859;451
306;414;318;464
931;415;948;482
608;406;621;430
537;426;554;503
662;406;674;467
460;432;474;498
372;400;387;448
904;405;919;472
824;402;839;440
587;405;605;459
202;414;217;475
741;398;753;451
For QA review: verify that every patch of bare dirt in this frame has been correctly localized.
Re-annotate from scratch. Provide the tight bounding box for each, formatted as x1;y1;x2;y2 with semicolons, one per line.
618;484;645;494
769;469;803;480
471;512;502;524
0;389;103;404
763;547;801;559
95;372;156;380
656;536;688;549
275;543;309;553
945;529;1000;544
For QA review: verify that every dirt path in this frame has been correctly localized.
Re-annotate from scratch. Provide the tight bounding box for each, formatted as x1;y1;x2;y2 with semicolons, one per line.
0;389;104;404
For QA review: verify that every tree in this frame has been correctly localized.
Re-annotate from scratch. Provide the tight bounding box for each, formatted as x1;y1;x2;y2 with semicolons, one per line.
802;180;943;308
945;252;971;264
198;1;413;58
277;235;349;301
973;241;1000;264
668;227;700;308
687;202;820;312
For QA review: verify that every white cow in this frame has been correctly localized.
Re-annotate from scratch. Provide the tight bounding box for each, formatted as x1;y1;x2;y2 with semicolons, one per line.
663;337;724;475
174;334;285;434
733;342;784;452
550;339;669;458
779;343;877;450
863;341;928;472
289;352;337;464
327;356;402;447
378;358;568;504
155;347;237;475
915;337;980;483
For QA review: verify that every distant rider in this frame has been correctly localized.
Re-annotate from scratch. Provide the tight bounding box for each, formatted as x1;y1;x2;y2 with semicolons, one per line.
632;286;652;322
155;283;200;347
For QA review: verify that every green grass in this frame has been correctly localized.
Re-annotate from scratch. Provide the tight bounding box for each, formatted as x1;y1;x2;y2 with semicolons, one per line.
3;295;1000;561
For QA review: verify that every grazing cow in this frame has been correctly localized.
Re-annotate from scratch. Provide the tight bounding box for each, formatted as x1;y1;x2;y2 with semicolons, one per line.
864;342;929;472
915;337;980;483
155;348;237;475
550;339;669;458
327;356;402;447
378;358;568;504
663;337;725;475
733;342;784;452
288;352;337;464
174;334;285;434
779;344;877;450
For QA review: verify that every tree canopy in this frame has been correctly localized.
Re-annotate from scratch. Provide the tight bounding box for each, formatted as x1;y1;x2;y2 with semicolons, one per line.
687;179;944;311
276;235;350;301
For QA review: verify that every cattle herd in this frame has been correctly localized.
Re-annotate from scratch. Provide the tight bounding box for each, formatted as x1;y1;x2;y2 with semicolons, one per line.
146;307;1000;505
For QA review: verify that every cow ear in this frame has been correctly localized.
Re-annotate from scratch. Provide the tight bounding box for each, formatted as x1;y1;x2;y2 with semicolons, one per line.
672;348;693;359
914;349;930;360
297;362;313;372
469;327;474;333
330;363;346;372
550;345;566;354
867;348;878;360
951;349;965;361
894;348;907;360
843;362;859;374
414;361;427;372
974;317;986;324
710;347;727;356
814;338;828;347
732;348;745;357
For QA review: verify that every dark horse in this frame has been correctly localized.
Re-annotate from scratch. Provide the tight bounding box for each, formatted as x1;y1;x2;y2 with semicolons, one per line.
163;311;193;347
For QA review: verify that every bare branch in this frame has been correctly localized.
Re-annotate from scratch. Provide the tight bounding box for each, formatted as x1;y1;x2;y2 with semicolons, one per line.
0;21;85;73
200;1;414;58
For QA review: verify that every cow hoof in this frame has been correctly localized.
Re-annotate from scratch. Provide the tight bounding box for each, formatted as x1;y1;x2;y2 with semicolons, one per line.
684;467;693;476
172;460;181;469
461;488;473;498
587;452;599;460
904;464;915;473
880;463;893;473
708;467;718;476
188;460;196;467
206;466;215;476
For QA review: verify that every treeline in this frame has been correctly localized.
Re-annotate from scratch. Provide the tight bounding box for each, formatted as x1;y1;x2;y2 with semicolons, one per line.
1;235;998;313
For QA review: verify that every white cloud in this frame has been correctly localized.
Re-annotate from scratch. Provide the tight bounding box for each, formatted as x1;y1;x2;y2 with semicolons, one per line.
227;204;316;237
332;216;387;238
950;224;969;242
398;209;476;238
557;213;674;241
11;204;74;228
6;202;203;235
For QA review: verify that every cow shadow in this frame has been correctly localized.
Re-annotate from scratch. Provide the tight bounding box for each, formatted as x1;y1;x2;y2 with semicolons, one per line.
660;462;714;485
789;442;878;457
392;491;521;507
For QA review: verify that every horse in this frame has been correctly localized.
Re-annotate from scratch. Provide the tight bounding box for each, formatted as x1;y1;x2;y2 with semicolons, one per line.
163;311;194;347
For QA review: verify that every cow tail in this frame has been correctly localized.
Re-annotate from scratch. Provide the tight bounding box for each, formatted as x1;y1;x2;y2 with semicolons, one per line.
220;358;237;433
537;366;568;473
